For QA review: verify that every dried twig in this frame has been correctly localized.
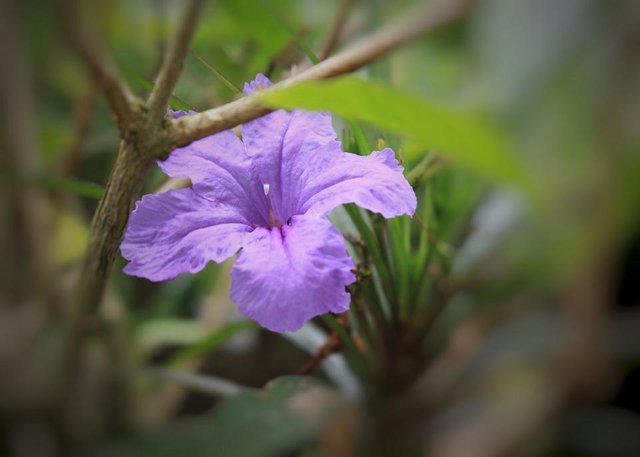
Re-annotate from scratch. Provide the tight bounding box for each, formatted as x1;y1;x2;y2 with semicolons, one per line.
61;0;136;129
318;0;355;61
146;0;204;123
298;313;350;375
59;83;97;178
170;0;472;148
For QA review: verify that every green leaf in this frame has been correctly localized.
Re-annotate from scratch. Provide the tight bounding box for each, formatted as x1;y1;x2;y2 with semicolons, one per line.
54;210;89;265
39;176;104;199
220;0;291;51
91;376;341;457
0;171;104;199
258;77;530;187
168;320;257;366
191;50;242;95
136;318;208;353
144;368;246;398
265;5;320;65
134;76;194;112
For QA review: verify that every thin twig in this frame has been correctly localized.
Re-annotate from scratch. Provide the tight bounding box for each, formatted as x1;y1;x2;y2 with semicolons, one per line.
61;0;136;129
298;313;349;375
59;83;97;178
171;0;472;148
318;0;355;61
146;0;204;123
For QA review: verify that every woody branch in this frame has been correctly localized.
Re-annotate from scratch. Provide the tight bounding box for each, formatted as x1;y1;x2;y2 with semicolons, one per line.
68;0;204;348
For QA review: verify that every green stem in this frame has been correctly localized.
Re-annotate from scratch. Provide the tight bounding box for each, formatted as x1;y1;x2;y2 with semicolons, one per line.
345;206;393;325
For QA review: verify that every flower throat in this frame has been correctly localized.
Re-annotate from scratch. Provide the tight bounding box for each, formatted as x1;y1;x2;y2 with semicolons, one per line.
263;183;283;228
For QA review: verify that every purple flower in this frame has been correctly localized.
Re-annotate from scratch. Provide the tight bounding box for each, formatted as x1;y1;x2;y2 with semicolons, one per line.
121;74;416;332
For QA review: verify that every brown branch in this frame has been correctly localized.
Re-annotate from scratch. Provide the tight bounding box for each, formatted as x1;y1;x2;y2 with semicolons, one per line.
146;0;204;123
61;0;136;129
61;0;202;433
69;141;152;351
318;0;355;61
171;0;472;148
70;0;205;335
298;313;350;375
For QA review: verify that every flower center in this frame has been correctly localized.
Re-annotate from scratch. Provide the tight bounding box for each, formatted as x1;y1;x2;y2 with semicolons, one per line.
263;183;283;228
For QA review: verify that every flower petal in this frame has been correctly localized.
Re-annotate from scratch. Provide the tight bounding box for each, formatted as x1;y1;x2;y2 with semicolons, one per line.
298;146;417;218
159;130;269;226
121;188;253;281
241;75;337;221
169;109;196;119
242;73;273;95
230;215;355;332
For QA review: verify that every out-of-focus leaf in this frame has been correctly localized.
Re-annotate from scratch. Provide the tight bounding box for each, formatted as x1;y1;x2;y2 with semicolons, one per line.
91;376;342;457
0;171;105;199
562;406;640;457
136;318;208;353
144;368;247;398
39;113;74;166
168;320;257;366
40;176;104;199
191;50;241;94
53;210;89;265
471;0;596;113
217;0;293;76
258;77;529;187
134;76;194;111
266;7;319;65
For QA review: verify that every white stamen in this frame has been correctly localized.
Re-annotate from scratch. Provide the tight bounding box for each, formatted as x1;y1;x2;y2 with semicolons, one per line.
263;183;270;196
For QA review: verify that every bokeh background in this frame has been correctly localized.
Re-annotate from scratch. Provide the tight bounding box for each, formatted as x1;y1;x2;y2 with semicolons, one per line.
1;0;639;456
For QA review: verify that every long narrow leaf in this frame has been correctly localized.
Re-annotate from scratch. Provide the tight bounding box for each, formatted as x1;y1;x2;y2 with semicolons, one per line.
258;77;529;187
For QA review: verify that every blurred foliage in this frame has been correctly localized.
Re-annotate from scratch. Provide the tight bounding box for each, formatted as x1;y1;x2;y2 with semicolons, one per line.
93;377;341;457
1;0;640;456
